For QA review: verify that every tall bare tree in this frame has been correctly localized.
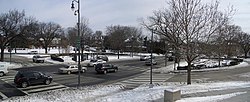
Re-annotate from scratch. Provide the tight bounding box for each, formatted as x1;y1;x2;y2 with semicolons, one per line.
36;22;62;54
105;25;142;59
0;10;36;61
142;0;233;84
236;32;250;58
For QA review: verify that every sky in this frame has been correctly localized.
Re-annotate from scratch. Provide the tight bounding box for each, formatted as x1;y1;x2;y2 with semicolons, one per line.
0;0;250;34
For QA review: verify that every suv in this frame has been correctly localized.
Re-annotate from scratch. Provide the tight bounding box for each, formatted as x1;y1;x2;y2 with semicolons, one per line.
14;71;53;88
95;63;118;74
32;55;45;63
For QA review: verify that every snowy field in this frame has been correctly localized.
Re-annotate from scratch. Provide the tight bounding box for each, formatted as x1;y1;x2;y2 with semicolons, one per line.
2;48;250;101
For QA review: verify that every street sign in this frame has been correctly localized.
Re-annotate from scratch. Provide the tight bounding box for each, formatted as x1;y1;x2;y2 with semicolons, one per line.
76;38;81;48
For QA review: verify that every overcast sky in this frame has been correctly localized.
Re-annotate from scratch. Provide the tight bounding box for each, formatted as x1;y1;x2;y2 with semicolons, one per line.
0;0;250;34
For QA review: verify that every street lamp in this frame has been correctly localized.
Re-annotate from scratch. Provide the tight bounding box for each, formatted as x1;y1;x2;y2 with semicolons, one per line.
71;0;81;87
149;27;157;88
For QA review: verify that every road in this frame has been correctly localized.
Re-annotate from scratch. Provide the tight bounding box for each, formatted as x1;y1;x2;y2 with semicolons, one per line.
0;54;168;99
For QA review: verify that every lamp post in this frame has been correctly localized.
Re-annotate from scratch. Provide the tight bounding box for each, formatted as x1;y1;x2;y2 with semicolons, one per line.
149;27;157;88
71;0;81;87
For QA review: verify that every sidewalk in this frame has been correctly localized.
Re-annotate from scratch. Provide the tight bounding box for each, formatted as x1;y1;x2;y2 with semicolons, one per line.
153;60;250;102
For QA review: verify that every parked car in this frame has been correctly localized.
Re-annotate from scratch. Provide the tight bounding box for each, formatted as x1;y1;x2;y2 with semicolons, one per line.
0;63;9;77
28;51;38;54
87;59;106;67
140;55;150;61
95;63;118;74
32;55;45;63
58;64;87;74
192;63;206;69
97;55;109;61
14;71;52;88
168;56;174;61
145;59;157;66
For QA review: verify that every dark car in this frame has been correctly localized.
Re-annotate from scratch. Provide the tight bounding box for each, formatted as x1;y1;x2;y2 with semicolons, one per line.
14;71;53;88
95;63;118;74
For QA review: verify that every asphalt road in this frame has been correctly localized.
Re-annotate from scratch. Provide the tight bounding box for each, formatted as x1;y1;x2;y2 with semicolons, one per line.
0;54;167;99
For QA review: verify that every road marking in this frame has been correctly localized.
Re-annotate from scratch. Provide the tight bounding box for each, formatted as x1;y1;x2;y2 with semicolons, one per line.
1;75;69;95
25;84;68;94
0;91;8;100
115;72;174;89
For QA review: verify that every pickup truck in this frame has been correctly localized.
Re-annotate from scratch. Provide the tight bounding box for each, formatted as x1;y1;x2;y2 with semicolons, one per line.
32;55;45;63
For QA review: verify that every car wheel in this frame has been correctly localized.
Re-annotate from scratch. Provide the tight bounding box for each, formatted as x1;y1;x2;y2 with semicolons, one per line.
67;71;71;74
21;82;28;88
114;69;118;72
82;69;86;73
0;72;4;77
45;79;51;85
103;70;107;74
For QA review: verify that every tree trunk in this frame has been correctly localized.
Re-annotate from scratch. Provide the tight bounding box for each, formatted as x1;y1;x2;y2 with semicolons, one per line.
187;62;192;85
244;51;248;59
0;46;4;62
45;47;48;54
117;50;120;59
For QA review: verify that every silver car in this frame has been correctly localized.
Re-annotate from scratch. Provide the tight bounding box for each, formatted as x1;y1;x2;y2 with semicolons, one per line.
145;59;157;66
58;65;87;74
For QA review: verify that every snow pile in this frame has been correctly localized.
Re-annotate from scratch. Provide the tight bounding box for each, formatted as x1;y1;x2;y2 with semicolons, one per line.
5;85;124;102
3;81;250;102
153;60;249;74
177;92;246;102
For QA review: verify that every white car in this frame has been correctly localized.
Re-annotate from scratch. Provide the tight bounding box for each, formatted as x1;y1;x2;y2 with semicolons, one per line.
28;51;38;54
0;63;9;77
58;65;87;74
32;55;45;63
88;59;106;67
145;59;157;66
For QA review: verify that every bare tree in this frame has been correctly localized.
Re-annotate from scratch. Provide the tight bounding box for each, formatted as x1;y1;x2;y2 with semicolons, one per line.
67;27;78;47
0;10;36;61
92;31;103;50
105;25;142;59
35;22;62;54
142;0;233;84
236;32;250;58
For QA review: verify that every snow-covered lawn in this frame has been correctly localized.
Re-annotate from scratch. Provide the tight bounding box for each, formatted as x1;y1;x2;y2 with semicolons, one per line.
3;81;250;102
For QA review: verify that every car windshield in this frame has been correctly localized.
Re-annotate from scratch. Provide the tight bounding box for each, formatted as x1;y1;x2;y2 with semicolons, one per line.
65;65;70;68
90;59;97;62
103;64;110;67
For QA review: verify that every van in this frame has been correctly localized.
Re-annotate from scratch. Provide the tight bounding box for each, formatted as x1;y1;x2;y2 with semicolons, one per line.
0;63;9;77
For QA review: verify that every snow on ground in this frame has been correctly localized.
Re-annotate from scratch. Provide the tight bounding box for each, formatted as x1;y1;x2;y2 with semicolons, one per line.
153;59;249;74
3;81;250;102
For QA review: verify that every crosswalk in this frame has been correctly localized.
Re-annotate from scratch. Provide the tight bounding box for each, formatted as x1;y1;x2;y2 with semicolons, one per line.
21;62;54;67
0;73;68;95
114;71;174;89
121;65;149;72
